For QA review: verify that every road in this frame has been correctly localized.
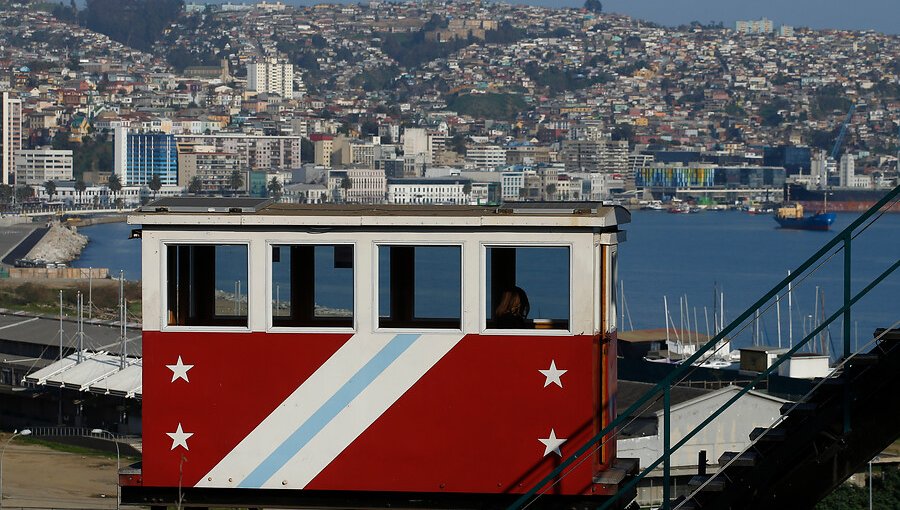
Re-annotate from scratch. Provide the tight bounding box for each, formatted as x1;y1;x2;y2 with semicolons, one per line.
0;432;120;509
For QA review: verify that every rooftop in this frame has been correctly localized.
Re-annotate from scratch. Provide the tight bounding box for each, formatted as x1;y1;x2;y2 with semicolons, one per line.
131;198;632;229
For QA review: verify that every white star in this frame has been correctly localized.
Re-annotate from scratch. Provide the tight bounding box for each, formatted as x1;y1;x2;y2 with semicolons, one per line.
538;429;566;457
167;423;193;451
539;360;567;388
166;356;194;383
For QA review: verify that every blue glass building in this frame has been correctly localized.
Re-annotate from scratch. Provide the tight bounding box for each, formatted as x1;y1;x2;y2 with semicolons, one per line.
114;127;178;186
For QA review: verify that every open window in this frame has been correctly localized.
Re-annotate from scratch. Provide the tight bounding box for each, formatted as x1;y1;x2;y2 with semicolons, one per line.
167;244;248;327
486;246;570;330
271;244;354;328
378;245;461;329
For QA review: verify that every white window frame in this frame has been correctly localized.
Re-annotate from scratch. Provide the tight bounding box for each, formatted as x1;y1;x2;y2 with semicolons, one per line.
373;241;465;333
161;240;252;333
480;242;574;336
265;241;358;334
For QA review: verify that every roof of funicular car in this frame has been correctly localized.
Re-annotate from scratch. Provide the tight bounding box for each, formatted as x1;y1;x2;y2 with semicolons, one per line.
130;197;631;229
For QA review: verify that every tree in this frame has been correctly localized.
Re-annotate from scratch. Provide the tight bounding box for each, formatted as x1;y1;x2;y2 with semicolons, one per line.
0;184;11;205
74;179;87;207
107;173;122;208
462;181;472;197
545;183;557;201
301;138;314;163
16;186;34;204
229;170;244;194
81;0;184;52
584;0;602;13
340;177;352;202
43;181;57;202
148;174;162;199
188;176;203;195
267;176;283;200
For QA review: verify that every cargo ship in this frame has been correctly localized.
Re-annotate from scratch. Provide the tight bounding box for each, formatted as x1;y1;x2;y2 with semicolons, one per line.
774;203;835;231
784;183;894;213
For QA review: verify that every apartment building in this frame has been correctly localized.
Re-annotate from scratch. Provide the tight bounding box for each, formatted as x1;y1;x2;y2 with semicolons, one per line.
247;57;294;99
1;92;23;185
114;126;179;186
177;133;302;171
15;148;73;185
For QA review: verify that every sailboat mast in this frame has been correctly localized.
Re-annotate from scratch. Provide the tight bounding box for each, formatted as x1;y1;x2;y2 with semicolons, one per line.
776;293;782;348
788;270;793;348
664;296;670;359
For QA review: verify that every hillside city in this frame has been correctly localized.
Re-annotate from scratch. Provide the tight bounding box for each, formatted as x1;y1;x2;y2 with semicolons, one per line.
0;0;898;207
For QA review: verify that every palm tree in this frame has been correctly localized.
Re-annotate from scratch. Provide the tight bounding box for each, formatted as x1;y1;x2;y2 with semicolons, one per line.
229;170;244;195
148;174;162;200
107;173;122;208
43;180;57;203
545;183;557;201
340;177;352;202
267;176;283;200
74;179;87;208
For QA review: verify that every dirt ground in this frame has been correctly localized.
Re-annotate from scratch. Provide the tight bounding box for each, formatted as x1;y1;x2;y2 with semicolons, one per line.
0;432;122;509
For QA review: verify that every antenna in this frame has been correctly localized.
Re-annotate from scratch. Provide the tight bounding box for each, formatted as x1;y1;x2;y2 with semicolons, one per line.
58;290;64;361
77;291;84;363
119;271;126;369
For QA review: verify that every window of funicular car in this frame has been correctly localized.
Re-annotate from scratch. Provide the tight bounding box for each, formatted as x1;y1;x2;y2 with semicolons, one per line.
485;246;571;331
166;244;248;327
271;244;354;328
377;245;462;330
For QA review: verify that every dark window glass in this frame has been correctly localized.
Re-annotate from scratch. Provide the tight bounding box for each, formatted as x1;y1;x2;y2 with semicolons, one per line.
378;245;461;329
167;244;248;327
486;246;570;330
272;245;354;327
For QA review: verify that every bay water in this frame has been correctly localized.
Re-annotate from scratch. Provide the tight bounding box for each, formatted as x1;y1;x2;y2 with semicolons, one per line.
72;212;899;351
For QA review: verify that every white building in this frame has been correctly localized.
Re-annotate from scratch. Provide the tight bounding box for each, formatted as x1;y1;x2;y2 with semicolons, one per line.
501;170;530;201
387;178;471;205
33;182;143;207
327;168;386;204
283;183;328;204
617;383;786;507
735;18;774;34
1;91;23;185
402;128;430;176
14;148;73;185
466;144;507;170
247;57;294;99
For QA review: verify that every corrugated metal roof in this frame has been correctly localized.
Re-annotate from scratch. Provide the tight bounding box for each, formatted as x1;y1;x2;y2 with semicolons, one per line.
25;351;142;399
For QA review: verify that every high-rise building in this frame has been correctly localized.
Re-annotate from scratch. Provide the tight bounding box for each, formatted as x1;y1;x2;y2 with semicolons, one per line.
1;92;23;185
466;144;507;170
114;126;179;187
247;57;295;99
310;133;335;168
560;138;628;174
735;18;774;35
176;143;241;192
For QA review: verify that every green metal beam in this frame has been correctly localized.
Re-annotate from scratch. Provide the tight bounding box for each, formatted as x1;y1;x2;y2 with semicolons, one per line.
506;184;899;510
594;258;899;510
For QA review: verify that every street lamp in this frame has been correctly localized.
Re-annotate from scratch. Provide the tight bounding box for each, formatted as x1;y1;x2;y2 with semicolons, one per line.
91;429;120;510
869;455;880;510
0;428;32;509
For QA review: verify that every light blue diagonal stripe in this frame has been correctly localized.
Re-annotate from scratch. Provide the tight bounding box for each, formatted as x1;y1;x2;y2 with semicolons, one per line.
239;334;420;488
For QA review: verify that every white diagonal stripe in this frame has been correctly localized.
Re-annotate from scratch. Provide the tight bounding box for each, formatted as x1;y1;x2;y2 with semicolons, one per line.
266;332;463;488
196;332;463;488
